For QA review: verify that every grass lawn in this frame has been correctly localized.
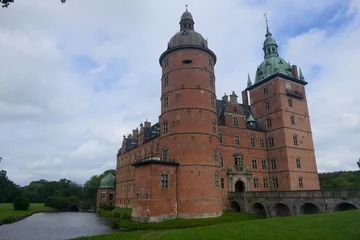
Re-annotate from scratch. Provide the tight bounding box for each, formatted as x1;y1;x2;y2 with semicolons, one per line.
0;203;55;221
73;210;360;240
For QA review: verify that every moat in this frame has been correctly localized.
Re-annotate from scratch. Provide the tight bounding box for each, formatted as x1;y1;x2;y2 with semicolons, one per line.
0;212;118;240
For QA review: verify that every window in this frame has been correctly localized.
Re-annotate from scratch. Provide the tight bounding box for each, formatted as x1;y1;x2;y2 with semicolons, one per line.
288;99;293;107
220;155;224;167
234;135;240;145
264;87;268;95
233;117;239;126
234;156;243;169
252;159;257;169
265;100;270;110
163;148;168;161
263;178;269;188
156;142;159;152
221;177;224;189
163;121;168;134
268;137;275;148
296;157;301;168
271;159;277;170
164;96;169;108
272;177;279;189
211;95;215;107
212;120;217;133
161;173;168;188
290;115;296;125
218;133;223;143
250;136;256;147
214;173;219;187
253;178;259;188
286;82;291;89
164;58;169;68
233;107;237;112
266;118;272;128
298;177;304;188
164;74;169;87
214;148;218;162
210;74;214;87
260;138;265;148
262;159;267;169
109;193;114;201
101;192;106;201
293;135;298;145
209;58;213;67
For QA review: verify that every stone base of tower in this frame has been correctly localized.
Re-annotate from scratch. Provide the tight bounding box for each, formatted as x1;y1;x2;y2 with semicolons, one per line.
131;199;178;222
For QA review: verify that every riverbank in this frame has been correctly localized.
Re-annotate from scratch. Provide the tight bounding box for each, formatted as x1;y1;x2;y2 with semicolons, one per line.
73;210;360;240
0;203;55;225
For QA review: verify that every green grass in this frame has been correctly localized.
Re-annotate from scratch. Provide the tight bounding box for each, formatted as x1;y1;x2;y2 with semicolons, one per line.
73;210;360;240
0;203;55;221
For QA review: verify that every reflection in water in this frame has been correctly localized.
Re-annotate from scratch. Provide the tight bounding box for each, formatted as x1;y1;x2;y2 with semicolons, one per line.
0;212;118;240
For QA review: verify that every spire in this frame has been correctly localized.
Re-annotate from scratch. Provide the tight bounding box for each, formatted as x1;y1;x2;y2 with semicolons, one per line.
299;68;305;81
180;5;194;31
247;73;252;87
263;13;278;59
264;13;271;37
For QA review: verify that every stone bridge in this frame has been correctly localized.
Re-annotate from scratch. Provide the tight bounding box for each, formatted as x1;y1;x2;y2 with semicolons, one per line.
68;201;97;212
228;189;360;217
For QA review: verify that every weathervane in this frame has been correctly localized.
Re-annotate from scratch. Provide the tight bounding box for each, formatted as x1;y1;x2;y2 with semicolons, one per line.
186;4;188;11
264;12;268;27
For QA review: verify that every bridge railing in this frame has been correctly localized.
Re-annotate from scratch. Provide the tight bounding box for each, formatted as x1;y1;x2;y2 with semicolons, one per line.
228;189;360;199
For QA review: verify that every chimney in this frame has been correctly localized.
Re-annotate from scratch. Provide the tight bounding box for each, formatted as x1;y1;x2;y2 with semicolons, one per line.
229;91;238;104
133;128;139;138
242;90;249;106
127;134;132;139
222;93;228;103
292;65;299;79
144;119;151;128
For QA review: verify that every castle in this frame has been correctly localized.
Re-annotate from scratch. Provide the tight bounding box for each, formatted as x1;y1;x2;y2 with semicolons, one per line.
114;9;320;222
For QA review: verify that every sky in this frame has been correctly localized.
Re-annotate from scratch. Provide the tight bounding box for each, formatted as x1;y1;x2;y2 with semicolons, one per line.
0;0;360;186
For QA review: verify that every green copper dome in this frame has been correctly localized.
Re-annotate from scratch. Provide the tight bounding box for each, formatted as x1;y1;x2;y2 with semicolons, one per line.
99;173;115;189
254;23;294;83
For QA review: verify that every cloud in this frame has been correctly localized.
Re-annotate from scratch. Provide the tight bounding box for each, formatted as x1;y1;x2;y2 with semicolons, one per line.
0;0;359;186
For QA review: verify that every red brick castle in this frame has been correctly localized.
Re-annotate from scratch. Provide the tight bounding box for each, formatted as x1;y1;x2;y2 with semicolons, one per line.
115;9;320;222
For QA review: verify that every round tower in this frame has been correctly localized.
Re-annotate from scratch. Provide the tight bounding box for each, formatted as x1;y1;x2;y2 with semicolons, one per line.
158;9;222;218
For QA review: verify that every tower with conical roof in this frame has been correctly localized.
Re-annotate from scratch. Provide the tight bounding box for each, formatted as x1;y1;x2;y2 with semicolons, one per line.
131;8;222;222
245;18;320;191
97;172;116;206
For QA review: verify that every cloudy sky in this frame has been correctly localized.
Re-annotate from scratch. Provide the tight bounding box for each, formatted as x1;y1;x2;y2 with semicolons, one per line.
0;0;359;186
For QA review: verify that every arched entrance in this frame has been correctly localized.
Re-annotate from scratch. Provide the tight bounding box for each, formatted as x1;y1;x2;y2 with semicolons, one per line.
334;203;358;212
274;203;290;217
300;203;320;215
230;201;241;212
252;202;267;217
235;180;245;192
69;205;80;212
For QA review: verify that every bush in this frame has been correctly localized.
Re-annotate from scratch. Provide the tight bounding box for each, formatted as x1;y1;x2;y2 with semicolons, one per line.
44;196;68;210
109;219;120;229
113;212;121;218
121;212;131;220
98;203;114;211
3;216;16;224
13;197;30;211
67;196;79;202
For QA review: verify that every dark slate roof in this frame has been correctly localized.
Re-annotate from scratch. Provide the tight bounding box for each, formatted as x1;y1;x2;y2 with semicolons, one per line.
122;123;160;153
144;123;160;143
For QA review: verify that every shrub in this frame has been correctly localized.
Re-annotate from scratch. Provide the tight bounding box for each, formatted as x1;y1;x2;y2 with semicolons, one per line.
121;212;131;220
113;212;121;218
44;196;68;210
3;216;16;224
67;196;79;202
109;219;120;229
13;197;30;211
98;203;114;211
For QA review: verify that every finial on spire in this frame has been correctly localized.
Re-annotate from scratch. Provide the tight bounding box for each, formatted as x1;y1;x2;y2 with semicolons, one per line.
185;4;188;11
264;12;271;36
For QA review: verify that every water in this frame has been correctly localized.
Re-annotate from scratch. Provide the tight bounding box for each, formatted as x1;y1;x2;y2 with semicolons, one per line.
0;212;119;240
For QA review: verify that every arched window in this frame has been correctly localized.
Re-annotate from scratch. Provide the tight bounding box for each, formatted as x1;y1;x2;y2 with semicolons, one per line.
261;159;267;169
298;177;304;188
220;155;224;167
253;177;259;188
164;95;169;108
250;136;256;147
163;148;168;161
163;120;168;134
293;135;298;145
218;132;223;143
212;120;217;133
161;173;168;188
234;135;240;145
234;155;243;170
272;177;279;189
263;177;269;188
214;173;219;187
214;148;218;162
296;157;301;168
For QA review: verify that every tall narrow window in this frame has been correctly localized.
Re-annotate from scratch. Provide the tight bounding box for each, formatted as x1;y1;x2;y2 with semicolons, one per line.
296;157;301;168
163;121;168;134
210;74;214;87
234;135;240;145
221;177;224;189
209;58;213;67
288;99;293;107
164;58;169;68
264;87;268;95
233;117;239;126
298;177;304;188
250;136;256;147
260;138;265;148
253;178;259;188
268;137;275;148
252;159;257;169
214;173;219;187
161;173;168;188
164;74;169;87
263;178;269;188
101;192;106;201
212;120;217;133
218;132;223;143
262;159;267;169
271;159;277;170
290;115;296;125
272;177;279;189
265;100;270;110
156;142;159;152
163;148;168;161
293;135;298;145
234;156;243;170
220;155;224;167
266;118;272;128
164;96;169;108
211;95;215;107
214;148;218;162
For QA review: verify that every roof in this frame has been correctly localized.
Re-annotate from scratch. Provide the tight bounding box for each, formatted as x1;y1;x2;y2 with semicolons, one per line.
122;123;160;153
99;173;115;189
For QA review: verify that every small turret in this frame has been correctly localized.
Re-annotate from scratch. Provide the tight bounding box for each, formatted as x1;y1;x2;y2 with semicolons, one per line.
247;74;252;88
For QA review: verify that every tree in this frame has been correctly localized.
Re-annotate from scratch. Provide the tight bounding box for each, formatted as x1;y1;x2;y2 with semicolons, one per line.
357;158;360;169
1;0;66;8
